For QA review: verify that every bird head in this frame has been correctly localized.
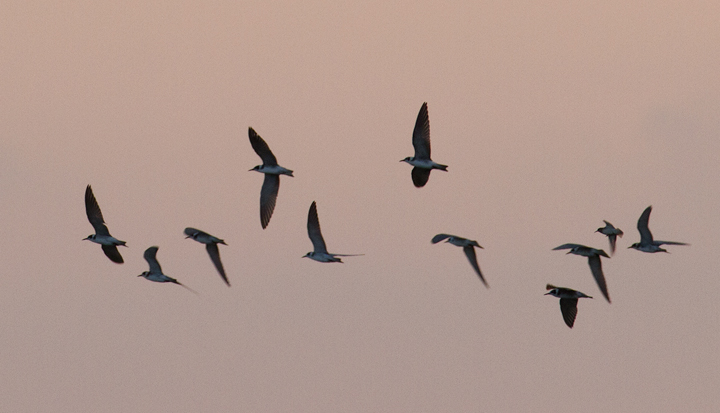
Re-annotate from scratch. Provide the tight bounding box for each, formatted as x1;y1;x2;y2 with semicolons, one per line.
628;243;639;249
399;157;412;163
302;252;312;259
82;235;94;241
249;165;262;172
138;271;148;278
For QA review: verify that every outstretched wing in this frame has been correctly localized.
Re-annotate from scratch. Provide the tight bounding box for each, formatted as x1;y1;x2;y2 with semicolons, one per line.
307;201;328;254
559;298;579;328
463;245;488;287
101;245;124;264
588;255;610;303
143;246;162;274
206;243;230;286
249;127;278;166
411;167;431;188
85;185;110;236
431;234;453;244
411;102;431;160
259;174;279;229
637;206;654;244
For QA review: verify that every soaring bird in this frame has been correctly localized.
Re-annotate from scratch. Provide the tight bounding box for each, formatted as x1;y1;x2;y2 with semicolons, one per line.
552;243;611;303
545;284;593;328
400;102;448;187
628;206;689;253
596;220;623;255
83;185;126;264
138;246;196;294
431;234;488;287
184;227;230;286
248;127;294;229
302;201;362;263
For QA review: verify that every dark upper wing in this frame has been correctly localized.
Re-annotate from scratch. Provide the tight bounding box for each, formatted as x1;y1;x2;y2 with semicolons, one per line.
411;167;431;188
307;201;328;253
259;174;279;229
552;243;584;251
184;227;207;238
411;102;431;160
85;185;110;236
143;246;162;274
588;255;610;303
559;298;579;328
101;245;124;264
463;245;488;288
206;243;230;286
637;206;654;244
655;240;689;246
249;127;278;166
431;234;452;244
608;234;617;255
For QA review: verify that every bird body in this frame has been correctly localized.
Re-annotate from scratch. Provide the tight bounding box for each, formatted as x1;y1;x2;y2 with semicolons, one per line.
400;102;448;187
138;246;196;293
303;201;362;263
184;227;230;286
552;243;611;303
83;185;126;264
596;220;623;255
545;284;593;328
431;234;488;287
248;127;293;229
629;206;688;253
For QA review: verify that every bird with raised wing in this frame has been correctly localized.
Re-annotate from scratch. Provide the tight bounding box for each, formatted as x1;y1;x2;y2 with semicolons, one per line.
431;234;488;287
596;220;623;255
184;227;230;287
302;201;362;263
83;185;127;264
248;127;294;229
628;206;689;253
138;246;197;294
400;102;448;188
552;243;611;303
545;284;593;328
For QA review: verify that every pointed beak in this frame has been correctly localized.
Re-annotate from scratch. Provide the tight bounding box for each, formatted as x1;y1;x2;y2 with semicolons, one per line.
566;250;572;254
185;236;191;239
137;274;143;277
544;292;552;295
248;168;254;171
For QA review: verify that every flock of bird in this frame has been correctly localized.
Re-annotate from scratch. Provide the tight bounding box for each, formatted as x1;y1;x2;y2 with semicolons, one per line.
82;102;688;329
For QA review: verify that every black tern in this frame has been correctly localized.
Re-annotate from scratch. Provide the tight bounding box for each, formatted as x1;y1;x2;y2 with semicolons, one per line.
249;127;294;229
545;284;593;328
83;185;127;264
138;246;197;294
184;227;230;287
431;234;488;287
628;206;689;253
596;220;623;255
400;102;448;187
552;244;611;303
302;201;362;263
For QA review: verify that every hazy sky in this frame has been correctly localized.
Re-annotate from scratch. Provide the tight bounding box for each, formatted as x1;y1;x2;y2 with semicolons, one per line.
2;1;719;411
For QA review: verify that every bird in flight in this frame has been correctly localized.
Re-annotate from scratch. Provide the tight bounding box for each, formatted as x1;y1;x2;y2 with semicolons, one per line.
184;227;230;287
248;127;294;229
400;102;448;187
552;243;611;303
596;220;623;255
302;201;362;263
545;284;593;328
628;206;689;253
138;246;197;294
83;185;127;264
431;234;488;287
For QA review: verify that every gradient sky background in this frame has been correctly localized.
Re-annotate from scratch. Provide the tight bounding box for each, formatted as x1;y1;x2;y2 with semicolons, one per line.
2;1;719;411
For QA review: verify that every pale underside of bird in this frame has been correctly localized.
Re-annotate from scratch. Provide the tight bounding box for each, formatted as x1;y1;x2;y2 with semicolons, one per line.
431;234;488;287
552;243;611;303
400;102;448;188
82;184;127;264
248;127;294;229
184;227;230;287
139;246;197;294
629;206;689;253
303;201;363;263
545;284;593;328
596;220;623;255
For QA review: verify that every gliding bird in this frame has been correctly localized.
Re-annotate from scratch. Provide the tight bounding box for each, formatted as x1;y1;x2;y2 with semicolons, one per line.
431;234;488;287
302;201;362;263
184;227;230;287
400;102;448;187
596;220;623;255
248;127;294;229
138;246;197;294
545;284;593;328
628;206;689;253
552;243;611;303
83;185;126;264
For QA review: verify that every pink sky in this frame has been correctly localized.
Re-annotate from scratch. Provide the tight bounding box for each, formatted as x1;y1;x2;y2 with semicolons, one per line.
1;1;719;411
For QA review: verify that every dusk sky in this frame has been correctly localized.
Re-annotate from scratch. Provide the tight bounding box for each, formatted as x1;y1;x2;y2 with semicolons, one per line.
1;1;719;411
